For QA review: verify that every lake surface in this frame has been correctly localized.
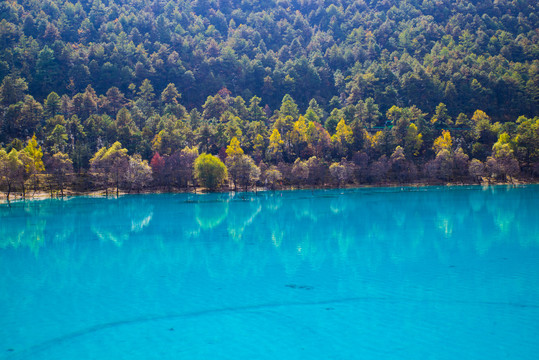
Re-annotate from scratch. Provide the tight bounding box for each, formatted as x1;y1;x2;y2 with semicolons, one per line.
1;186;538;359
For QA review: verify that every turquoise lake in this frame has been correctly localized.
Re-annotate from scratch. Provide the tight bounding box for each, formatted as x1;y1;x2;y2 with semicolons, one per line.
1;186;538;359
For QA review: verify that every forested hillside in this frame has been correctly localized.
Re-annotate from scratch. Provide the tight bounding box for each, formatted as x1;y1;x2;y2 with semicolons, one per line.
0;0;538;194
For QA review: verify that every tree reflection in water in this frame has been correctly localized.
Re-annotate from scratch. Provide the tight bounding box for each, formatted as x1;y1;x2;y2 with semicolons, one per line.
0;186;538;275
1;186;538;359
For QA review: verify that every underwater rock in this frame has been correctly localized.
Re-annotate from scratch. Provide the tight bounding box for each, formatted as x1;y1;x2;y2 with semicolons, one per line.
285;284;314;290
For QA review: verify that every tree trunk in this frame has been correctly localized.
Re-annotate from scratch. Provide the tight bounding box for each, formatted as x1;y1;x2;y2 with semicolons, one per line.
33;175;37;196
116;170;120;196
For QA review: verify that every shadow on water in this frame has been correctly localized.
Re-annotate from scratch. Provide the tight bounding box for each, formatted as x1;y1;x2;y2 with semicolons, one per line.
8;296;539;359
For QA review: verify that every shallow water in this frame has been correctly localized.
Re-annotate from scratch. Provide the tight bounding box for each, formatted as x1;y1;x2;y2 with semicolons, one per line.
1;186;538;359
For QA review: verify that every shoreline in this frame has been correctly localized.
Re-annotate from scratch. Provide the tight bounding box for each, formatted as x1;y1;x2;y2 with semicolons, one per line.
1;179;537;204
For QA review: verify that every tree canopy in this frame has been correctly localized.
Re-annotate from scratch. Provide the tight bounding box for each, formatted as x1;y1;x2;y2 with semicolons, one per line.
0;0;538;196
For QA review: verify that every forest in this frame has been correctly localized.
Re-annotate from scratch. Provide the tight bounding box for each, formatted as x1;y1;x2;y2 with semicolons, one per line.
0;0;538;196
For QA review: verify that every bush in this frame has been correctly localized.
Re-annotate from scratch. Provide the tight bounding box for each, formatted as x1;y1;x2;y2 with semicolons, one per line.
194;153;227;190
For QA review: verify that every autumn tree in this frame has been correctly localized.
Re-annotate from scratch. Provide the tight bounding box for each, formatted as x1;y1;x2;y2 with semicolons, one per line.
369;155;390;183
433;130;453;154
124;155;153;192
46;152;73;196
491;133;520;181
226;137;244;158
305;156;328;185
17;150;32;197
150;152;166;186
453;148;470;181
289;116;308;159
390;146;408;182
225;137;260;191
0;149;24;199
469;159;484;183
403;123;423;158
329;162;352;186
263;166;283;190
89;142;129;195
178;146;199;189
226;154;261;191
266;128;284;163
291;158;309;187
331;119;353;157
425;149;454;181
166;146;200;189
23;135;45;194
104;87;127;115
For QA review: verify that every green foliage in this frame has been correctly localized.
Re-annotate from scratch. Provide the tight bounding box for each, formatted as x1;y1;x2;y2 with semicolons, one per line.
44;92;61;118
194;153;228;190
0;76;27;106
47;125;68;153
89;141;129;194
0;148;24;197
0;0;537;194
0;0;537;116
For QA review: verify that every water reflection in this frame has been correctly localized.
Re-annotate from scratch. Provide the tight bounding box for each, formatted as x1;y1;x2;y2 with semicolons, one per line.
2;186;538;359
88;197;154;246
195;199;229;230
0;186;537;272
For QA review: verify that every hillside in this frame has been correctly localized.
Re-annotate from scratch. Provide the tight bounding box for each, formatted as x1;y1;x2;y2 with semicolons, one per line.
0;0;538;194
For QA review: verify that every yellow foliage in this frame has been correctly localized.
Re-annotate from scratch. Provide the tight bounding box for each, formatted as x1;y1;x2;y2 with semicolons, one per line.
370;131;383;148
331;118;353;144
267;128;284;161
226;137;244;157
404;123;423;156
492;132;514;157
269;128;284;147
151;131;164;153
290;116;308;144
471;110;490;124
433;130;452;154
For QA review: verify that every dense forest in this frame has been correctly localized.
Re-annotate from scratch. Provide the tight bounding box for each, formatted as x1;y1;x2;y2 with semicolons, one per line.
0;0;538;196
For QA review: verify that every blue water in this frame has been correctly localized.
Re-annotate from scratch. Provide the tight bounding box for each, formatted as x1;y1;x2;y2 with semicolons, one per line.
1;186;538;359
